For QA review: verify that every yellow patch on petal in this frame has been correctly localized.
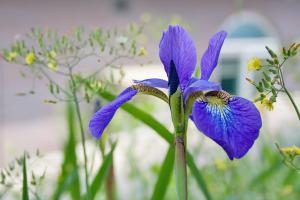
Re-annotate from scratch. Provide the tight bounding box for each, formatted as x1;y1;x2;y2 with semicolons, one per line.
247;57;262;71
25;53;36;65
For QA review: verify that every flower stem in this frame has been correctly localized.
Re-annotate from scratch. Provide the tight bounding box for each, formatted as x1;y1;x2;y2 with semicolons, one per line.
278;67;300;121
69;72;90;199
174;135;188;200
283;87;300;121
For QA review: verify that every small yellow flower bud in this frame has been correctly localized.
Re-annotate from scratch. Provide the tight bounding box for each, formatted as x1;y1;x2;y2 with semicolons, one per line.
6;52;18;62
90;80;102;89
281;146;300;156
47;62;58;71
247;57;262;71
138;47;147;56
262;97;274;111
49;50;57;59
214;159;227;171
25;53;36;65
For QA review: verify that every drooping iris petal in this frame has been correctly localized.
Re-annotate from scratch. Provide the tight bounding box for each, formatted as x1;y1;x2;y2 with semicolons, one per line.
201;31;227;80
89;87;138;139
183;79;221;101
192;94;262;160
159;25;197;90
133;78;168;88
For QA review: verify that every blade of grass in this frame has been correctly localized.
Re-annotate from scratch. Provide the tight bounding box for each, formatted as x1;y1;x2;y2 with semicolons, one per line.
150;146;175;200
52;103;80;200
22;153;29;200
98;91;212;200
88;143;116;200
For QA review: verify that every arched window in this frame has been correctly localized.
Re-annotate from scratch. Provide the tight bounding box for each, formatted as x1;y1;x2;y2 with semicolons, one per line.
217;11;280;98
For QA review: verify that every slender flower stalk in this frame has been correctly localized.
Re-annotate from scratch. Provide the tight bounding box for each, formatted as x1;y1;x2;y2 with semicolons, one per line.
284;88;300;120
278;67;300;120
89;25;262;199
69;70;90;199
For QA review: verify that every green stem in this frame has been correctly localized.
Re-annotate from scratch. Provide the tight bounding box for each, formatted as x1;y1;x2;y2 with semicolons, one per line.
278;67;300;120
283;87;300;120
169;89;188;200
69;72;90;199
174;135;188;200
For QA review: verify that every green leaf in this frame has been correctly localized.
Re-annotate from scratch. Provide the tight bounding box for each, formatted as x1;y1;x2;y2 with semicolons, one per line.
52;104;81;200
263;71;271;82
150;146;175;200
262;79;270;89
22;153;29;200
89;143;116;200
98;90;212;200
265;46;278;59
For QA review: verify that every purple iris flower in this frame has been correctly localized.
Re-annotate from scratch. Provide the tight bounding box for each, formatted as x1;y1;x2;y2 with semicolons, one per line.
89;25;262;160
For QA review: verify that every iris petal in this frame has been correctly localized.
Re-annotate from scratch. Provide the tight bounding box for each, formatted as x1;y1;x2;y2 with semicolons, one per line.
192;95;262;159
89;87;137;139
159;25;197;90
183;79;221;101
133;78;168;88
201;31;227;80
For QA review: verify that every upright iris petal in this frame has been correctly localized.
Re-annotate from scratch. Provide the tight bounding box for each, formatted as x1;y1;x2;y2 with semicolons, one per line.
159;25;197;90
192;92;262;159
201;31;227;80
89;87;138;139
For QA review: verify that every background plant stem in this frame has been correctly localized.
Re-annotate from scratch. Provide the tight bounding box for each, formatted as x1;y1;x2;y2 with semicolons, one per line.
105;157;116;200
278;67;300;120
283;87;300;120
69;71;90;199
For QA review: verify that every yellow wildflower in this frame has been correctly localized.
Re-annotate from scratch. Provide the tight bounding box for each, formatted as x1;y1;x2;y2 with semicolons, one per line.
281;146;300;156
25;53;36;65
262;97;274;111
138;47;148;56
47;62;58;71
247;57;262;71
214;158;227;171
6;51;18;62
